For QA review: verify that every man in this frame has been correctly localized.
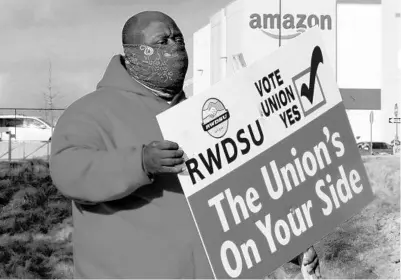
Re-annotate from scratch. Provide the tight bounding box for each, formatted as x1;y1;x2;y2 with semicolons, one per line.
50;11;321;279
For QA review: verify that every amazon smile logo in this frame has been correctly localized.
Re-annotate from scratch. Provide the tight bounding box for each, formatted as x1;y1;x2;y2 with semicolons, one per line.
249;13;332;40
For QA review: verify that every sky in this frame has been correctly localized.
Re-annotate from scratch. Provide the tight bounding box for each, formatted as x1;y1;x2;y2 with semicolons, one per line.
0;0;233;108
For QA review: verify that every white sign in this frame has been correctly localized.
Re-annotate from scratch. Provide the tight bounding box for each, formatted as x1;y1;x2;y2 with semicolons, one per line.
158;29;373;279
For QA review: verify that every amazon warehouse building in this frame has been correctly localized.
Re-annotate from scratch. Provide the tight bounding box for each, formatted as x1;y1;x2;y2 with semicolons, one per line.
188;0;401;143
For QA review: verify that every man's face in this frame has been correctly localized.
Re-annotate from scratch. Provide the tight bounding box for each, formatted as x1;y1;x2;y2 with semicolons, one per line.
141;19;189;76
142;20;184;47
123;13;189;96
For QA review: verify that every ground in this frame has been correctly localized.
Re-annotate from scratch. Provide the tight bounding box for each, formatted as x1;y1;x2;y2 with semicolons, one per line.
0;156;399;279
0;160;73;279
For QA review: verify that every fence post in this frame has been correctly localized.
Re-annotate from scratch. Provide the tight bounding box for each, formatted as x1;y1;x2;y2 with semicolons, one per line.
14;109;17;139
7;132;12;162
47;141;50;161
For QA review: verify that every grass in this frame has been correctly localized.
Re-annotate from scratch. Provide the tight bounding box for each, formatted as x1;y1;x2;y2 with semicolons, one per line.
0;155;399;279
0;159;73;279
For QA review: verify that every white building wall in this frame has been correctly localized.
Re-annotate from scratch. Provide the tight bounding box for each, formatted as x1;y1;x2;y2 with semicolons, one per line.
338;3;383;142
382;0;401;142
193;24;211;95
192;0;399;142
340;1;401;143
210;9;227;85
225;0;248;78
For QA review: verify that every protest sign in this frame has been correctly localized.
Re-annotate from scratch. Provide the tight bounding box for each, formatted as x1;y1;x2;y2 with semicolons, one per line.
157;28;374;279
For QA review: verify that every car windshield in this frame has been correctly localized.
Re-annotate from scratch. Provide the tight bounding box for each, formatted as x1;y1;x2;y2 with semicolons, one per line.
38;117;52;127
372;142;388;149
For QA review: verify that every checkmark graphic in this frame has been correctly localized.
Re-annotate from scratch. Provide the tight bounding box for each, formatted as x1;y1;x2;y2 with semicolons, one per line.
300;46;324;104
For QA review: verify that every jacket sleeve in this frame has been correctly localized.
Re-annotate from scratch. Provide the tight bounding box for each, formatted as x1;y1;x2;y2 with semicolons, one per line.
49;108;153;204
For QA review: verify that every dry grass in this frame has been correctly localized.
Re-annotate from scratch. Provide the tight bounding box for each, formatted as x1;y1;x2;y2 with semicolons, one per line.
0;159;73;279
0;156;399;279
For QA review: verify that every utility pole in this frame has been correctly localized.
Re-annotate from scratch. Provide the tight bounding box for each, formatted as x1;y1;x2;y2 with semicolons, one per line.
394;103;399;155
369;111;374;155
43;59;62;136
395;103;399;141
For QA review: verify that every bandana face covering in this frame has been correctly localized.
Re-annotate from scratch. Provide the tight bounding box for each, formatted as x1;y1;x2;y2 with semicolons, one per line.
123;43;188;100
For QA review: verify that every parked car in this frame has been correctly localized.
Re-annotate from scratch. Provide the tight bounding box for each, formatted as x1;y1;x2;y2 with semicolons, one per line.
357;141;393;155
0;115;53;142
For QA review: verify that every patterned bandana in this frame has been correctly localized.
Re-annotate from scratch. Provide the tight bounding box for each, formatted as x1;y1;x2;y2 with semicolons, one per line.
123;43;188;101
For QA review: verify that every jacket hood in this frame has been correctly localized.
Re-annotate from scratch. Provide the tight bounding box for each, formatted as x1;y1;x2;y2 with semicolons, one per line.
96;55;156;99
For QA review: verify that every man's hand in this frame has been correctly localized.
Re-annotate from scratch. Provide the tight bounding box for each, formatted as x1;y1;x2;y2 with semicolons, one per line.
143;140;185;175
298;246;321;279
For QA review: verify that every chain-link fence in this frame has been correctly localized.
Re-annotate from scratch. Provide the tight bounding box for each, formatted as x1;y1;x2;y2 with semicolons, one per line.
0;108;65;161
